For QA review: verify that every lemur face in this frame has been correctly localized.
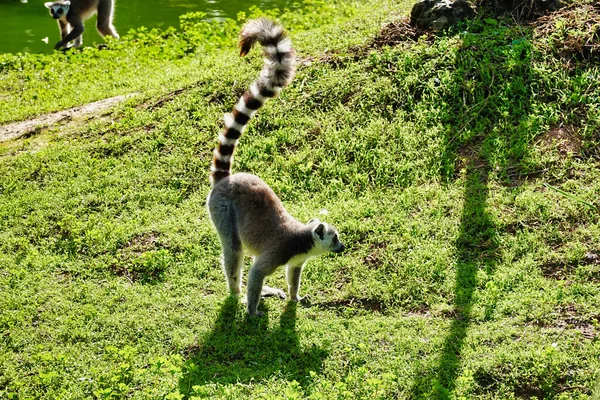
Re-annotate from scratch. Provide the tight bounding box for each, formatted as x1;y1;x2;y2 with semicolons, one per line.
310;220;345;254
327;228;345;253
44;1;70;19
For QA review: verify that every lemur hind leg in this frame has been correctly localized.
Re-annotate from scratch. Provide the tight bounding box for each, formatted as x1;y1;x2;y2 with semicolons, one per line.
221;242;243;296
96;0;119;38
210;203;244;296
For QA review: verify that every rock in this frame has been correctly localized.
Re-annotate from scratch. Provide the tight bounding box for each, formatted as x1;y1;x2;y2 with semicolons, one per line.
410;0;476;30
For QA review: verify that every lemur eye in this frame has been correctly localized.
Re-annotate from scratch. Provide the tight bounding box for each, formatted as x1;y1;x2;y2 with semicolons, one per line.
57;8;63;13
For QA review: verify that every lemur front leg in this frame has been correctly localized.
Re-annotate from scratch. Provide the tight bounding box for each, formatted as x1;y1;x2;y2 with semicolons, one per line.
243;256;286;301
245;256;283;316
286;263;309;303
58;19;70;41
55;17;83;49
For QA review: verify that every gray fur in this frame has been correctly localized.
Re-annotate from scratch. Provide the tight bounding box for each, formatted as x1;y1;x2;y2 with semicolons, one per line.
208;174;344;315
44;0;119;50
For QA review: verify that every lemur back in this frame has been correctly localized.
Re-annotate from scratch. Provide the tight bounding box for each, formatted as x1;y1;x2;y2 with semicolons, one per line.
207;18;344;316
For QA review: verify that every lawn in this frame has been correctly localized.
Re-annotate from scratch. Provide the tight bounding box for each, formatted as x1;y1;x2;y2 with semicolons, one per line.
1;0;599;398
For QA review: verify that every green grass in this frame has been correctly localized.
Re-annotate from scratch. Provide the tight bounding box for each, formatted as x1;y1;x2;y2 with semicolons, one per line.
1;0;600;398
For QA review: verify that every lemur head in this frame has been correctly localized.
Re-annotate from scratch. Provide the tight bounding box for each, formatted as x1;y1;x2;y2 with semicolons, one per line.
44;1;70;19
309;218;345;254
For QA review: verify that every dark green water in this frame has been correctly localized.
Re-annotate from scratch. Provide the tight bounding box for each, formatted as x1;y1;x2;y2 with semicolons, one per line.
0;0;294;54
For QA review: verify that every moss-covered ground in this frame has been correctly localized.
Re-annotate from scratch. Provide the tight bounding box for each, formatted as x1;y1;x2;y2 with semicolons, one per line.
1;0;599;398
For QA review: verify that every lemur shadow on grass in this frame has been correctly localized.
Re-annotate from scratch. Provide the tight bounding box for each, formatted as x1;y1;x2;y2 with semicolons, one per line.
179;296;327;397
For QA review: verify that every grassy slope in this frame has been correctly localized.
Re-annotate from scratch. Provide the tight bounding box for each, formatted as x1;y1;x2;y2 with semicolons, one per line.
1;0;600;398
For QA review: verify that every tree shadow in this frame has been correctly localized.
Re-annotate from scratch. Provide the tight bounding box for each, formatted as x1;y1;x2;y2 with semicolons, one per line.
179;297;327;397
411;161;498;398
410;18;536;398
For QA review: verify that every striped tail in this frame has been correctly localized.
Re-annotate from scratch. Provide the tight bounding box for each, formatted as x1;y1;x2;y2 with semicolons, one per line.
210;18;296;186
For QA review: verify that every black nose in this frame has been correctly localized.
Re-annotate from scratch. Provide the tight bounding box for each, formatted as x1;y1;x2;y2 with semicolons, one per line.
334;243;345;253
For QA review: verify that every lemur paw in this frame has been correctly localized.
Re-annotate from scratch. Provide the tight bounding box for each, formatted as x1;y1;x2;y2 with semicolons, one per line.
261;286;287;300
246;310;265;318
271;289;287;300
292;294;311;304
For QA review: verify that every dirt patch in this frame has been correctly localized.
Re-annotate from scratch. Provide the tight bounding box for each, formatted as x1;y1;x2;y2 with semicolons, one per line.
296;18;430;69
121;231;162;254
0;94;136;143
136;83;206;111
453;138;488;174
534;2;600;64
312;297;387;314
369;17;432;48
478;0;560;21
363;241;388;268
554;304;598;340
531;304;599;340
297;52;362;71
513;384;547;399
583;250;600;265
541;250;600;281
404;304;432;318
537;125;582;157
541;261;574;280
110;231;170;283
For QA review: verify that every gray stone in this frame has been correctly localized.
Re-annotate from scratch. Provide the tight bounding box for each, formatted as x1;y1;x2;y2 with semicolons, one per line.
410;0;476;30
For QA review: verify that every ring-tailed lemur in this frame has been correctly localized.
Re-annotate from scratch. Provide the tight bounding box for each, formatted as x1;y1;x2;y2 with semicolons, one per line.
207;18;345;316
44;0;119;50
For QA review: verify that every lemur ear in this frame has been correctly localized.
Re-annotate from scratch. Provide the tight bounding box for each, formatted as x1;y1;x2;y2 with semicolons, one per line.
44;2;53;8
308;218;320;225
64;0;71;5
313;223;325;241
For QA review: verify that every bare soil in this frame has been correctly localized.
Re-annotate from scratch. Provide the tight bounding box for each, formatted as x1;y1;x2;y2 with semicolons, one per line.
537;125;582;156
0;94;135;143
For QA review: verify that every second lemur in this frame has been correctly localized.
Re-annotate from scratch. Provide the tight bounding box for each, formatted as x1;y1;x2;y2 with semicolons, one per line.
207;18;345;316
44;0;119;50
